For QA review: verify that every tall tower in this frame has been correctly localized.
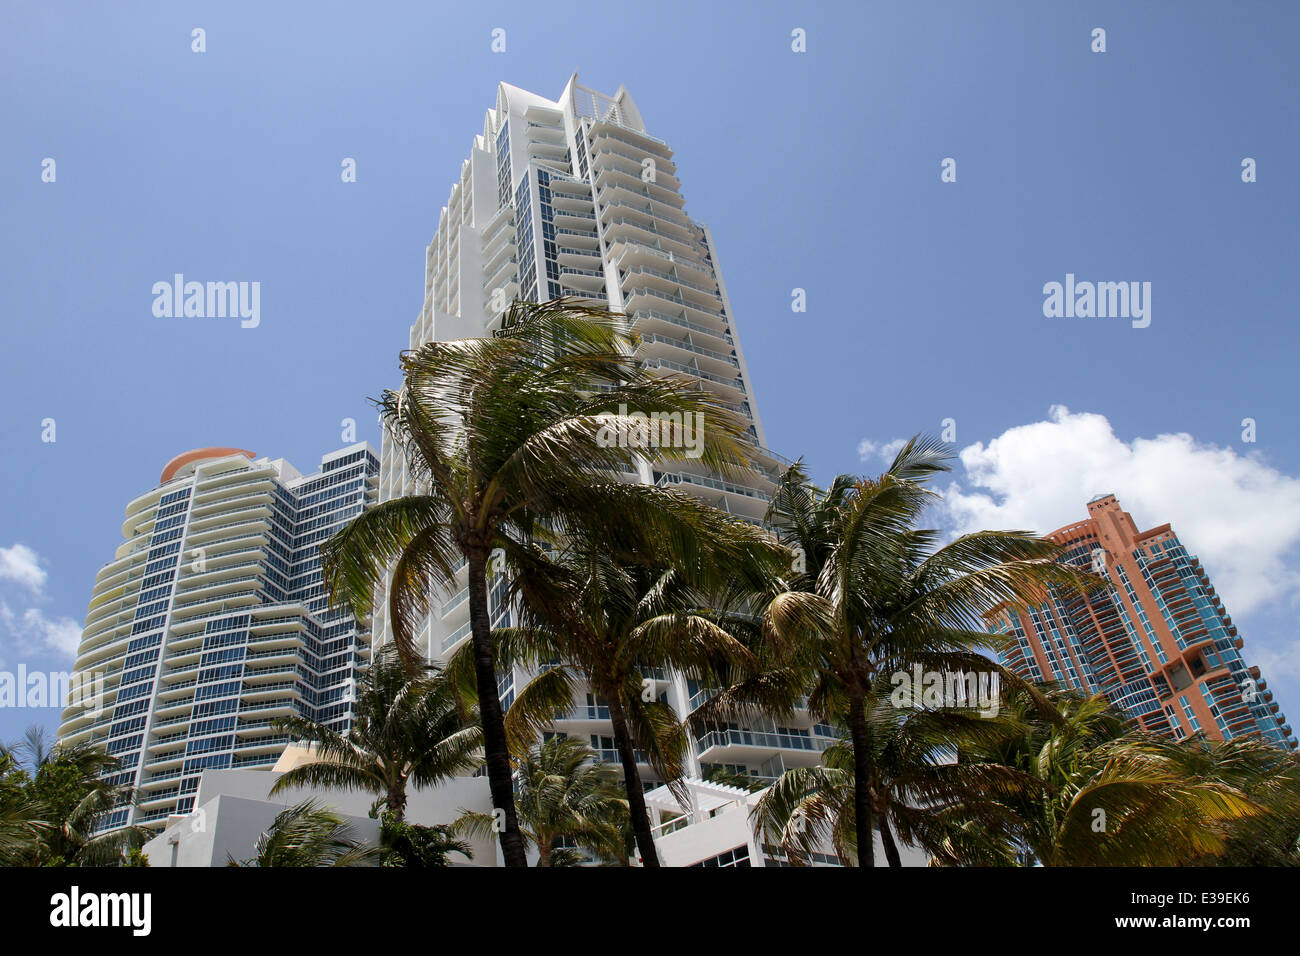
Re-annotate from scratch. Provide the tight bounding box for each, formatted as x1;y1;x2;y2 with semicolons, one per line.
988;494;1296;750
375;77;832;788
58;444;379;831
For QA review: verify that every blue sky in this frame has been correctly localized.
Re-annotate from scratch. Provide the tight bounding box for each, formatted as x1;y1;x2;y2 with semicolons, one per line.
2;1;1298;743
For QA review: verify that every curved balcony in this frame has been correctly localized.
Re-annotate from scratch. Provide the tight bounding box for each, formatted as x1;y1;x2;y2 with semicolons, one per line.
620;265;722;309
593;164;684;207
600;217;699;260
627;309;731;348
590;145;679;182
587;120;674;160
599;200;693;242
640;356;746;400
611;240;711;281
654;469;772;505
624;286;727;325
597;182;690;227
637;333;738;378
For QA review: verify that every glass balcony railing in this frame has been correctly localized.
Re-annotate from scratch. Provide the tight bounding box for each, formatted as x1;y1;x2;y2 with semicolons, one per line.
639;333;737;367
613;241;710;277
627;309;731;345
588;118;670;148
624;286;726;321
696;727;820;753
655;471;771;502
621;265;721;299
641;356;744;391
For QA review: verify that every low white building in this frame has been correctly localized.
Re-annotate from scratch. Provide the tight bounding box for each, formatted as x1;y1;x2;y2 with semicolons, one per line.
144;750;932;867
142;746;495;866
645;778;931;867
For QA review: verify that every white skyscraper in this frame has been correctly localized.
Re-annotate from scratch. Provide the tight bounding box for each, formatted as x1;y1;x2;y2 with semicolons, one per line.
58;444;378;831
376;77;834;788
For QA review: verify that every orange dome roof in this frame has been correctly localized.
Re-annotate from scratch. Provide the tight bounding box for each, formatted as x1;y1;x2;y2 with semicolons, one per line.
160;447;256;483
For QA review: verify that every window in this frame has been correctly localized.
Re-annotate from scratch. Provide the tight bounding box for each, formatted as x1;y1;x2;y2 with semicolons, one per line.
689;845;751;868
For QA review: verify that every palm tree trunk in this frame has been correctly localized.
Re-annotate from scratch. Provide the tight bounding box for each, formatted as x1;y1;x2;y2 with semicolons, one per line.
386;780;407;824
605;694;660;867
879;815;903;867
847;694;875;867
467;551;528;868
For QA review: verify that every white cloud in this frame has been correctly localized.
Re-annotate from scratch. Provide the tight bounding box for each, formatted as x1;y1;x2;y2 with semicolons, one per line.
28;609;82;657
0;543;46;594
1252;639;1300;682
0;600;83;659
941;406;1300;616
857;437;907;464
0;544;82;663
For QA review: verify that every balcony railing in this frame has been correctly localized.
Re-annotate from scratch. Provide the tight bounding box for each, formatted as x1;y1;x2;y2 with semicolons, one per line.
655;471;771;502
621;265;721;299
639;333;737;368
628;309;731;345
641;356;744;391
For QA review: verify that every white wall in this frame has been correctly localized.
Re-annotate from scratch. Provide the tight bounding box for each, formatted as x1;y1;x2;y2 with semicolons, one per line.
142;769;494;867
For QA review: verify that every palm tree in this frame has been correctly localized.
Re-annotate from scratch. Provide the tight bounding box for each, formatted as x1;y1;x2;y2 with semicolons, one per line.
322;298;761;866
1;727;148;866
379;815;473;867
454;735;629;866
694;439;1100;866
0;745;43;865
227;800;379;867
1173;734;1300;866
933;686;1264;866
270;646;481;822
452;525;780;867
752;688;1027;866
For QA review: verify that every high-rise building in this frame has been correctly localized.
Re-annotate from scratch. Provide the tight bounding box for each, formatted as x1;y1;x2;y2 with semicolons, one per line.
57;443;379;831
987;494;1296;751
375;76;832;787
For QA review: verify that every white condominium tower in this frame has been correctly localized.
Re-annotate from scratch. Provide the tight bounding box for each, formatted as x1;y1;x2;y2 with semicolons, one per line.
57;444;378;831
376;76;835;788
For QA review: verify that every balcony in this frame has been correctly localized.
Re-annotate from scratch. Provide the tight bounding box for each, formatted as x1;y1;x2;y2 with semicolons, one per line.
480;211;516;255
556;248;602;272
695;724;833;761
482;228;517;273
638;333;737;373
553;225;600;246
594;164;685;208
624;286;726;323
600;200;694;241
590;145;679;182
627;309;731;347
641;356;746;398
587;119;673;160
598;183;690;229
621;265;721;305
483;255;518;295
654;470;771;503
526;139;569;160
601;216;699;259
611;240;711;280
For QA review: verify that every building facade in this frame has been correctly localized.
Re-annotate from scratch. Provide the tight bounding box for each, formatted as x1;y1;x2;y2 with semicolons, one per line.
643;778;929;867
57;444;379;831
140;746;494;867
374;76;831;788
987;494;1296;750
